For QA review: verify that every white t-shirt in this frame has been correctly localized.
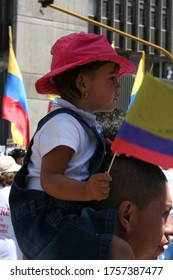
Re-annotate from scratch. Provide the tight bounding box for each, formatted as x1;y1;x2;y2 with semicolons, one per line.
0;185;22;260
26;99;102;191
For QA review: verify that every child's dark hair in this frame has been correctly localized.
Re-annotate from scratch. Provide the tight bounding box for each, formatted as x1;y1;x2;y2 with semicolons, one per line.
52;61;110;99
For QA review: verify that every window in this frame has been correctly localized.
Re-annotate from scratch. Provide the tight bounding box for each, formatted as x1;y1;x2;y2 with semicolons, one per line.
151;11;156;27
127;0;133;23
115;0;121;21
151;2;156;28
102;0;109;18
162;12;167;30
163;0;167;6
139;7;145;25
88;0;97;16
162;0;168;30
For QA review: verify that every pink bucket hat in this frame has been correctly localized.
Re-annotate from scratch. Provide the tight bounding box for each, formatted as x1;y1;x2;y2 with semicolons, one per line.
35;32;136;94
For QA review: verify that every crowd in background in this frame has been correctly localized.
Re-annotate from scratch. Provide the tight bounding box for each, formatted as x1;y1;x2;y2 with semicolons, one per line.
0;148;26;260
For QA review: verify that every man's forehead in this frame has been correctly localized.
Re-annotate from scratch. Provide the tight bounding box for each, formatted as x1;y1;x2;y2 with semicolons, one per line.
146;183;172;212
165;182;173;205
159;183;173;212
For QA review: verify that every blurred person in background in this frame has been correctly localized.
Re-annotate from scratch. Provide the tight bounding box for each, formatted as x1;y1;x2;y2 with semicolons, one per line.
8;148;26;166
0;156;22;259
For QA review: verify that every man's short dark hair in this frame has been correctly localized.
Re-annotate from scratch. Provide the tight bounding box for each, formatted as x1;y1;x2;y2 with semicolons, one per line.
90;154;167;210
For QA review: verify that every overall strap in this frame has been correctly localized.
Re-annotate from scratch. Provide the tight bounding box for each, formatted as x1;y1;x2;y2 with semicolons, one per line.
24;108;106;175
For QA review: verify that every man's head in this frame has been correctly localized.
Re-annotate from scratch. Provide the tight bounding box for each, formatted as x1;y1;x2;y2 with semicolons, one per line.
93;154;173;259
108;155;167;209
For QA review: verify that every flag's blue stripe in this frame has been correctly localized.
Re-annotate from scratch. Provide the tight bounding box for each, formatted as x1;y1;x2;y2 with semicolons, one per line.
117;120;173;156
4;72;28;114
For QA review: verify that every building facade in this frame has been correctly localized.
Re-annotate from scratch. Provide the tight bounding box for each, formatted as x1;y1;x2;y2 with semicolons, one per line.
0;0;173;146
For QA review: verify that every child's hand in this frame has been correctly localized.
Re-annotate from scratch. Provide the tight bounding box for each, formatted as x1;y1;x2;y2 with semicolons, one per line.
84;172;112;201
106;138;112;146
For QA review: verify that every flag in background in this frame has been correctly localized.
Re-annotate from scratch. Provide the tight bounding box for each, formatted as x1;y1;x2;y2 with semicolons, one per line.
111;41;115;49
46;94;58;112
127;51;145;112
111;72;173;169
2;26;29;149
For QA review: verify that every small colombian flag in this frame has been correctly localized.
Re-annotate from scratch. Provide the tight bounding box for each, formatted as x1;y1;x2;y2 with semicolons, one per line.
111;72;173;169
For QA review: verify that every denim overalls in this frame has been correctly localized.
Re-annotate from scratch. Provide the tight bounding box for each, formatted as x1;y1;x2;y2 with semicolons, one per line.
9;108;118;259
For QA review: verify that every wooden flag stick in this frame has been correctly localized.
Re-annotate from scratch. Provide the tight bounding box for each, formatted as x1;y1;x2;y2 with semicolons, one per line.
107;152;116;173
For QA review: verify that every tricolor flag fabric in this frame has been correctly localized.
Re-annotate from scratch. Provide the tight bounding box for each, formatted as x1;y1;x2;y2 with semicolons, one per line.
111;72;173;169
127;51;145;112
2;26;29;149
46;95;58;112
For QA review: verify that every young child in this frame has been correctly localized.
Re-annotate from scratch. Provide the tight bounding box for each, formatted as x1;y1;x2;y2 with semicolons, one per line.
9;32;135;260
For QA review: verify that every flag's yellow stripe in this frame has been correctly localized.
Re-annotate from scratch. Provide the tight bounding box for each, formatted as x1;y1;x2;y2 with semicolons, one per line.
11;123;25;149
126;72;173;140
131;51;145;96
8;26;22;79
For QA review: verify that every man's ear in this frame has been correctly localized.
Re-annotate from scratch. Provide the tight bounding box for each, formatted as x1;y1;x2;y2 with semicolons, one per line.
118;201;135;233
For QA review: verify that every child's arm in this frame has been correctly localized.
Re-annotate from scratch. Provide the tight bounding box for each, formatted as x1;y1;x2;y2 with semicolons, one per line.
40;145;111;201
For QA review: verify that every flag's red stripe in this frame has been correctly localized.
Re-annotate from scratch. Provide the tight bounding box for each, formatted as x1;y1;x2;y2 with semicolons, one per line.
2;95;29;148
112;137;173;169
